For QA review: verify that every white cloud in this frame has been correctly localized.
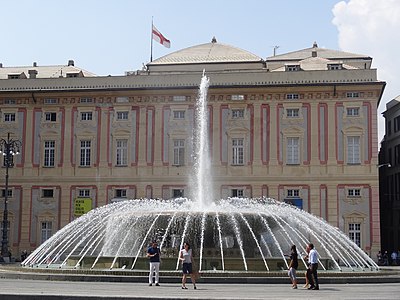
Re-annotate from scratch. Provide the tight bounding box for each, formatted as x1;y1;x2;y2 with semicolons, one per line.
332;0;400;141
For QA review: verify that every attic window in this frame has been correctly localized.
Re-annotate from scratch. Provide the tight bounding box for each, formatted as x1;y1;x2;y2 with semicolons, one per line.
44;98;58;104
173;96;186;102
4;99;16;105
80;97;93;103
8;74;20;79
346;92;360;98
285;65;300;72
286;94;299;100
66;73;79;78
328;63;343;70
231;95;245;101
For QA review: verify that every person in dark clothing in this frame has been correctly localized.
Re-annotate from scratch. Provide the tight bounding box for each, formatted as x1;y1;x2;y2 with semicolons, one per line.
288;245;298;289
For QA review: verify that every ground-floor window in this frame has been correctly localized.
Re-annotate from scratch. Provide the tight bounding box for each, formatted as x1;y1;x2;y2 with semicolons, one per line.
349;223;361;247
41;221;53;243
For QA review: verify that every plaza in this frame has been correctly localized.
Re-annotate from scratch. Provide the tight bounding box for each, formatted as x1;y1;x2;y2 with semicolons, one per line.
0;279;399;300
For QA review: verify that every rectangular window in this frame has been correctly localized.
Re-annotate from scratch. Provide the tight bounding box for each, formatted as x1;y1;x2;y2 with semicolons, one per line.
78;189;90;197
173;139;185;166
348;188;361;197
286;65;300;72
286;109;299;118
5;99;16;105
44;98;57;104
173;96;186;102
116;139;128;166
81;112;93;121
347;108;359;116
388;120;392;136
4;113;16;122
231;95;245;101
45;112;57;122
172;189;184;198
394;116;400;132
1;189;12;198
231;109;245;119
80;140;91;166
115;189;127;198
116;111;129;120
287;189;300;197
286;94;299;100
232;138;244;165
173;111;185;119
349;223;361;247
347;136;360;164
287;137;299;165
8;74;20;79
42;189;54;198
231;189;244;198
79;97;93;103
44;140;55;167
328;64;342;70
41;221;53;243
395;145;400;165
346;92;359;98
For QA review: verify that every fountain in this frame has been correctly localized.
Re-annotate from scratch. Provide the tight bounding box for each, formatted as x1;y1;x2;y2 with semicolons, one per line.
22;73;378;273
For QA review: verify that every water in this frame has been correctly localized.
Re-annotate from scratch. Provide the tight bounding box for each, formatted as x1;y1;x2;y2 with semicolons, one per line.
22;73;379;272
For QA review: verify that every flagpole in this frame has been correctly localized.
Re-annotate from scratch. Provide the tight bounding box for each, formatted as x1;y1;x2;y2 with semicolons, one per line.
150;17;154;62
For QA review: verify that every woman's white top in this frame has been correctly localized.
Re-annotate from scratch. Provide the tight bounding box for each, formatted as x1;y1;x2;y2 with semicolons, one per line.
180;248;192;264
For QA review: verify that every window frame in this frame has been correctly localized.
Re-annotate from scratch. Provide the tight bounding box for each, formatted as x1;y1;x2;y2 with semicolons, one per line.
232;138;244;165
43;140;56;167
116;139;128;166
80;140;91;166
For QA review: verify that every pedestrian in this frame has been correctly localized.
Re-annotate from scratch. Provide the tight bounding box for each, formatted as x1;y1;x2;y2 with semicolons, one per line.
303;245;310;289
147;241;161;286
391;251;397;265
377;251;382;265
288;245;298;289
383;251;389;266
179;242;197;290
306;243;319;290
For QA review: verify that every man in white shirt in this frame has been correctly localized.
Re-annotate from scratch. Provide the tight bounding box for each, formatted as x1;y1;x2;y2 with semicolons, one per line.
306;243;319;290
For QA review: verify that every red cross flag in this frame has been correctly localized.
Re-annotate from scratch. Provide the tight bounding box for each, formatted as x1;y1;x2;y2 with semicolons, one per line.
152;25;171;48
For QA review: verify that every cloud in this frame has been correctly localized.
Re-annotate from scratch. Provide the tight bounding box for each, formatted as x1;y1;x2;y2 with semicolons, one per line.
332;0;400;141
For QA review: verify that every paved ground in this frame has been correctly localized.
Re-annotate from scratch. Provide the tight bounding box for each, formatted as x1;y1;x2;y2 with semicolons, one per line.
0;279;399;300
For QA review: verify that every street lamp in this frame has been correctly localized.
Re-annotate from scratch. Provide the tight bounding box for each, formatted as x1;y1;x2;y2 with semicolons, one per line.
377;163;391;168
0;132;21;262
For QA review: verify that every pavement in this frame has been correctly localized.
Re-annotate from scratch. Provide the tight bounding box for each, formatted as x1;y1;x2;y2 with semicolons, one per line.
0;279;399;299
0;265;399;299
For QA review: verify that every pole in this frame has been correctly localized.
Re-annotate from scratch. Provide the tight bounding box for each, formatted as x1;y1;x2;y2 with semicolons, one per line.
150;17;154;62
1;133;10;260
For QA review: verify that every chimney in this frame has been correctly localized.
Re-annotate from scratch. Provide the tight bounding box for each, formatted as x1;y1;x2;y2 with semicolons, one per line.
33;62;37;67
28;69;38;79
312;50;317;57
0;63;3;68
68;60;74;66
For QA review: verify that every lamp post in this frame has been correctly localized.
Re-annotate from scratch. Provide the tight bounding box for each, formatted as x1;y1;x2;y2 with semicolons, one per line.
0;133;21;261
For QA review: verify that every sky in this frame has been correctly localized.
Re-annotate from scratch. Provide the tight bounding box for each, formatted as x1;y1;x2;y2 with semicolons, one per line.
1;0;399;141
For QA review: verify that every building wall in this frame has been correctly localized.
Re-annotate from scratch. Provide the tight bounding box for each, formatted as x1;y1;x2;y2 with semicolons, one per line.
0;77;383;257
380;98;400;254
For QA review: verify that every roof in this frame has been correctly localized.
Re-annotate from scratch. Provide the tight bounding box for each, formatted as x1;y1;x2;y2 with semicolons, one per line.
266;42;371;62
0;61;96;79
148;38;263;65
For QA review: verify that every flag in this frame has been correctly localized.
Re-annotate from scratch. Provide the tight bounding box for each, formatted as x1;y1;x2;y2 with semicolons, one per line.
152;25;171;48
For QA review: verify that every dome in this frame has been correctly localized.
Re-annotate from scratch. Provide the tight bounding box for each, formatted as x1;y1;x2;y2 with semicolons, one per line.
149;38;263;66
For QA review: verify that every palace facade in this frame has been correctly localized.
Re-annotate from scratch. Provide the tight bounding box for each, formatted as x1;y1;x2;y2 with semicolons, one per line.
0;40;385;258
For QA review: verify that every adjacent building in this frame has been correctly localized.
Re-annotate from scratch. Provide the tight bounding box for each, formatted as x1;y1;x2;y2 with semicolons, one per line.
379;95;400;253
0;40;385;258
